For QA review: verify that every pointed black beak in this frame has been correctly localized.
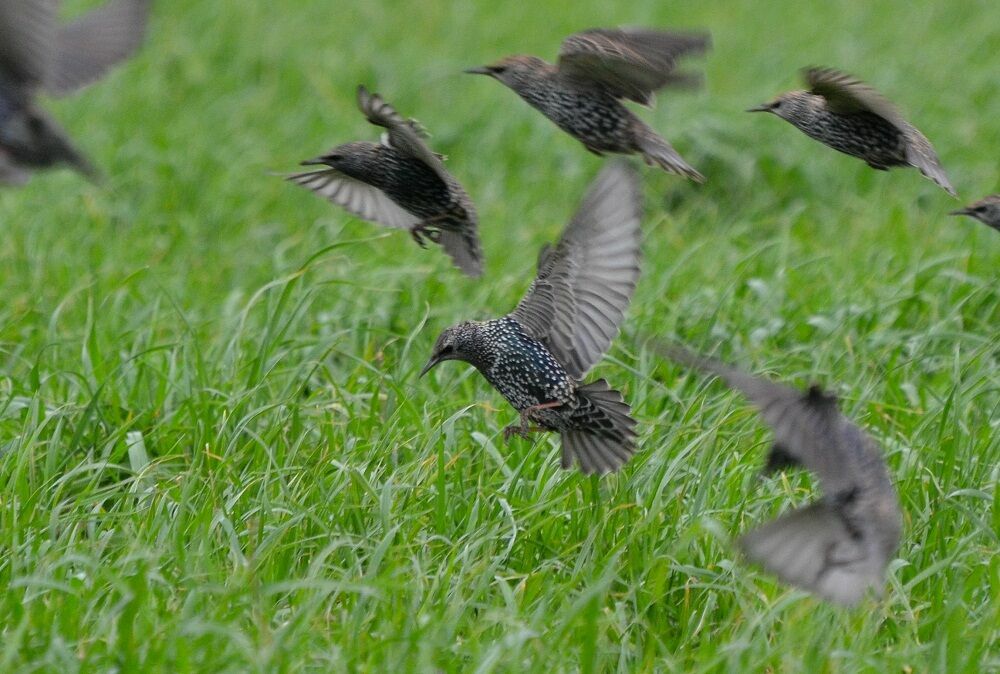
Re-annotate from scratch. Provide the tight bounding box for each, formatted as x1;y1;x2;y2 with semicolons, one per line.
746;103;772;113
949;207;972;217
464;66;492;76
300;157;325;167
419;355;442;378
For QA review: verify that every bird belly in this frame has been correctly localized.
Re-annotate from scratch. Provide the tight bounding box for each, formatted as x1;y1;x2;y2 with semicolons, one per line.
526;87;633;152
800;113;906;167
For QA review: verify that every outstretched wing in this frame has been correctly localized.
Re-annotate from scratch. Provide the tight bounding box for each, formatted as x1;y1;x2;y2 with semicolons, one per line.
803;67;905;125
509;161;642;379
287;169;418;230
740;503;888;606
356;85;450;182
46;0;151;96
0;0;57;88
558;28;710;106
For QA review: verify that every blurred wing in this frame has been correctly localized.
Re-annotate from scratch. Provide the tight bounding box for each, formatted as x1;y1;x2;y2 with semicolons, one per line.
558;28;710;105
47;0;151;96
660;345;871;496
740;503;886;606
0;0;57;87
900;123;955;196
287;169;418;230
356;85;450;181
438;228;483;278
510;161;642;378
803;67;906;127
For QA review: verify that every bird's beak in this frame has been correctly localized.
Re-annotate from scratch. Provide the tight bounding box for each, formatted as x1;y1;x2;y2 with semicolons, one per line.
300;157;325;166
464;66;492;76
419;355;442;378
948;207;972;217
746;103;772;113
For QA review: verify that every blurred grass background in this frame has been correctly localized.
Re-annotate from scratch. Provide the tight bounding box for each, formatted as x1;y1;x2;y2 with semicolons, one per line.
0;0;997;671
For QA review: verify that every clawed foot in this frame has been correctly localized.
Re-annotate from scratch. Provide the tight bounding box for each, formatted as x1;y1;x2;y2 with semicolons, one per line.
502;401;563;443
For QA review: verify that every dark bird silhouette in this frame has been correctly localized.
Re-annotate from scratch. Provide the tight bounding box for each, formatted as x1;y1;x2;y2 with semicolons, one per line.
288;86;483;277
950;194;1000;232
749;67;955;196
660;344;902;606
421;162;642;474
465;28;710;182
0;0;152;184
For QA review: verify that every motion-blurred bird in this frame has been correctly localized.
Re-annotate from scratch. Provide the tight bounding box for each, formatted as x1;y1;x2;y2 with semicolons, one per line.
950;194;1000;232
465;28;710;182
749;67;955;196
288;86;483;277
661;344;902;606
0;0;152;184
421;162;642;474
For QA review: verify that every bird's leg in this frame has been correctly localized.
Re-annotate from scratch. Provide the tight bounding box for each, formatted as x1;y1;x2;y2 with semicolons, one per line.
502;401;563;442
410;215;449;248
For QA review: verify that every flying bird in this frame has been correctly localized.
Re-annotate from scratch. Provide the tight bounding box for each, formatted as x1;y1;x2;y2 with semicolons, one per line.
660;344;902;606
748;67;955;196
465;27;710;182
0;0;153;184
288;86;483;277
421;162;642;474
950;194;1000;232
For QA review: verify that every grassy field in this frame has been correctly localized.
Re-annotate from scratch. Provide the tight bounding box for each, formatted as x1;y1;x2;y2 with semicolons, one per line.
1;0;998;671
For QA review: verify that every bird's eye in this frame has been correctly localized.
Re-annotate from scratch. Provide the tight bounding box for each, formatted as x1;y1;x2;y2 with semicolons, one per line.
440;344;454;354
491;65;507;75
327;153;343;161
772;101;782;110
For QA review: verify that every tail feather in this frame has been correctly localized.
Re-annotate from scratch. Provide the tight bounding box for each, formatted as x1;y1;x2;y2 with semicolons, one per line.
635;127;705;183
560;379;638;474
438;227;483;278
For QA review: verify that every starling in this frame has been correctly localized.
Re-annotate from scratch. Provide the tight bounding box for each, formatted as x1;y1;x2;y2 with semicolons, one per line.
749;67;955;196
288;86;483;277
0;0;152;185
950;194;1000;232
421;162;642;474
465;27;710;182
661;344;902;606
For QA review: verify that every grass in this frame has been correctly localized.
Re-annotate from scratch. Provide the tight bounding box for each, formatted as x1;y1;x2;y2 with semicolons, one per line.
0;0;998;671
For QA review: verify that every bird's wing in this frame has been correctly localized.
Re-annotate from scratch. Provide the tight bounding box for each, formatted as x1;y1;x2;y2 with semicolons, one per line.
803;67;907;126
46;0;151;96
0;0;58;88
356;85;450;182
287;168;419;230
662;345;885;497
509;161;642;379
557;28;710;105
739;502;887;606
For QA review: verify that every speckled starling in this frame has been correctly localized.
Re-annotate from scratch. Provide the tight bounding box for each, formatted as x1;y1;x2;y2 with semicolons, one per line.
465;28;710;182
0;0;152;185
749;67;955;196
950;194;1000;232
421;162;642;474
661;344;902;606
288;86;483;277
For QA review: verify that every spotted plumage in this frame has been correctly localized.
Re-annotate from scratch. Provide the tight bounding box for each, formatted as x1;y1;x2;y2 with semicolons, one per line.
421;162;643;474
465;27;710;182
0;0;152;184
750;67;955;196
950;194;1000;232
660;344;902;606
287;86;483;277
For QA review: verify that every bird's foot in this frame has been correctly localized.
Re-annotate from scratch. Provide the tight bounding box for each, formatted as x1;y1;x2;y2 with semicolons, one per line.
502;401;563;442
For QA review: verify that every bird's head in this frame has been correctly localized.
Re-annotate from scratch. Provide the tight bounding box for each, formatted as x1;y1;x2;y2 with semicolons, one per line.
747;91;814;122
950;196;1000;230
420;321;484;377
464;56;551;91
300;141;378;175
